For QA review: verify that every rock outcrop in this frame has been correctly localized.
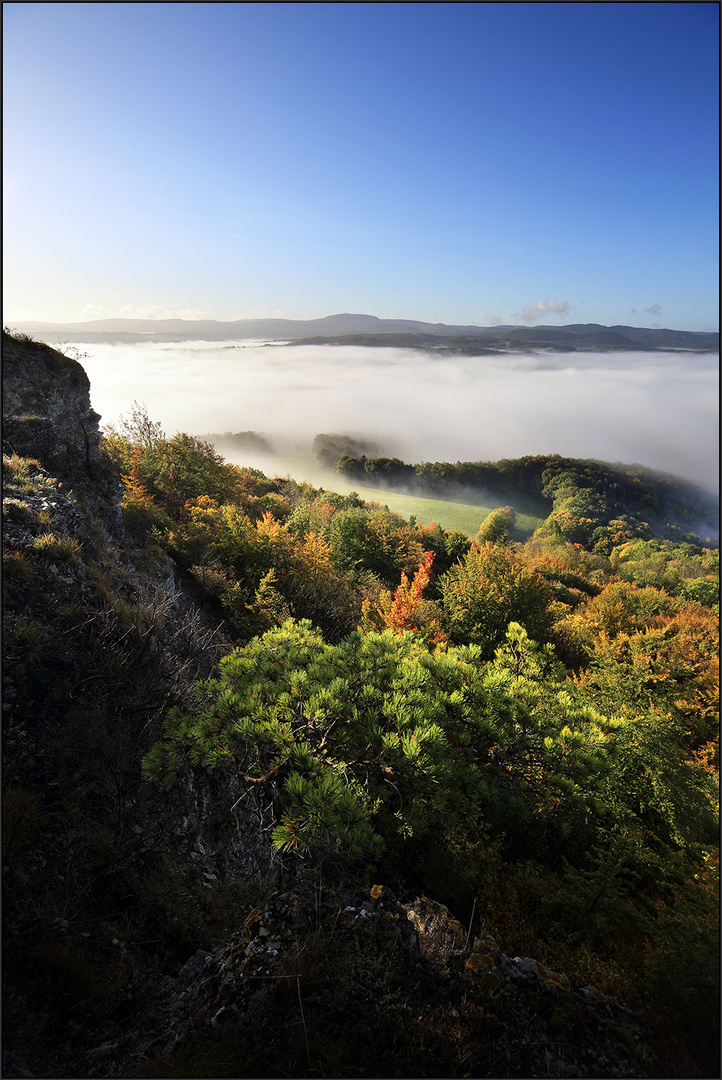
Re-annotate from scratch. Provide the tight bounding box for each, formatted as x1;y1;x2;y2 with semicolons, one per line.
79;884;661;1078
3;332;102;481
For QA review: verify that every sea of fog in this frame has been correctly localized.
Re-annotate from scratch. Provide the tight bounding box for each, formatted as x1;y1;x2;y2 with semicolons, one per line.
77;341;719;492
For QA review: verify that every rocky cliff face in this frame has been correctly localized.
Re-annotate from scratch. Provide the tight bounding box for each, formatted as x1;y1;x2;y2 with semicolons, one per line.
3;333;102;481
2;332;246;1076
1;332;682;1078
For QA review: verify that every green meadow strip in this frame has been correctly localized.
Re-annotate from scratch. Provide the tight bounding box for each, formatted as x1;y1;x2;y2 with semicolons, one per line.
268;456;548;539
348;485;547;539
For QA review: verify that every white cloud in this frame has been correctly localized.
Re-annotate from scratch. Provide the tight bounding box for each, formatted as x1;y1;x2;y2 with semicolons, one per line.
631;304;662;320
512;298;571;324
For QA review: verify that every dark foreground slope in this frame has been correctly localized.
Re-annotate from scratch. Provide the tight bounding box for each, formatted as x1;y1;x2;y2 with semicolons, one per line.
2;331;718;1078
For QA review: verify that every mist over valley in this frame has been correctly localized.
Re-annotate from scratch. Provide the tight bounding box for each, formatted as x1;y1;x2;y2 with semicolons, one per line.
71;338;719;494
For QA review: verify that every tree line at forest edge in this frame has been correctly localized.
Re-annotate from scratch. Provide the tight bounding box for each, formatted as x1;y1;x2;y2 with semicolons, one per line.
101;403;719;1050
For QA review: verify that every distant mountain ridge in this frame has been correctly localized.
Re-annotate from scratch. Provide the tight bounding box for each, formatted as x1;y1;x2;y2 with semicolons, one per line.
11;313;719;352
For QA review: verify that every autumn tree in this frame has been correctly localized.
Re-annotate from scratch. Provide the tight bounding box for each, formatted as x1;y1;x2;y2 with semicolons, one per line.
440;541;553;656
360;551;445;644
119;456;172;537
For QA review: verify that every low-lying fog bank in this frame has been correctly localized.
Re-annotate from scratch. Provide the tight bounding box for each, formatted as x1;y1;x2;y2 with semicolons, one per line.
77;340;719;492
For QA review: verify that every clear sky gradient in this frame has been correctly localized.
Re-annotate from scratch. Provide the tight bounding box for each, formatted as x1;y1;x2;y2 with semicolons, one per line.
3;2;719;329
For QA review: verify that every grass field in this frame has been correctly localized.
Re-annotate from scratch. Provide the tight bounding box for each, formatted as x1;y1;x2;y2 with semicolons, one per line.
263;455;550;540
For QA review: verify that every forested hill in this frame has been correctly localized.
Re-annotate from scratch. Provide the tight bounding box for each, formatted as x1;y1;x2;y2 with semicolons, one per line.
2;330;719;1078
11;313;720;351
290;323;720;354
330;445;720;550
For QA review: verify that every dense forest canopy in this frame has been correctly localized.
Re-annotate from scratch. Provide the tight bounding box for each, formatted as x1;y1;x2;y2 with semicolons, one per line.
335;450;719;547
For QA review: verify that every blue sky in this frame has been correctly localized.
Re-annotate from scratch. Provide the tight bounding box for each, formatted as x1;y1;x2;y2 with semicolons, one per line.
3;2;719;329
